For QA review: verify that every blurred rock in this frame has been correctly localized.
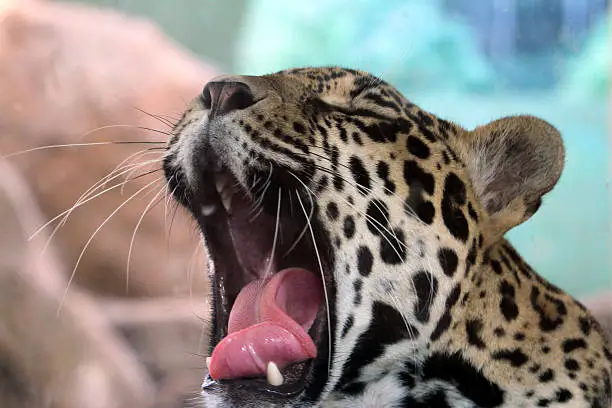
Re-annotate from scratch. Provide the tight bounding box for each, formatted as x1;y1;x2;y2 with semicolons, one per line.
102;297;211;408
0;0;217;297
0;159;155;408
0;156;212;407
0;1;218;406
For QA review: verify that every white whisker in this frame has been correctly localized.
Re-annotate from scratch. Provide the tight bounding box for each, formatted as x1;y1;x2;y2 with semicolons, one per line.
264;188;282;279
29;165;162;241
104;148;164;189
249;162;274;218
57;176;163;315
78;158;163;208
300;166;408;263
39;160;158;257
76;123;171;139
126;184;166;293
2;140;164;159
131;106;175;129
296;148;425;226
164;176;178;230
120;157;163;195
187;237;208;325
294;182;332;379
282;191;313;257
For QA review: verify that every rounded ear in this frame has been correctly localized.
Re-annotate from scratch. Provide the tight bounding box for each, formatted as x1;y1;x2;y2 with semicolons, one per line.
455;115;564;238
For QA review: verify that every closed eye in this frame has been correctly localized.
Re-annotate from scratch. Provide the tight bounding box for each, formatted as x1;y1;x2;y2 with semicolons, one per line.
312;97;394;122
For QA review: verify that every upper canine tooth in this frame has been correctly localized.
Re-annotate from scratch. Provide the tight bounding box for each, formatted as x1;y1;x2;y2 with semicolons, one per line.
220;189;233;212
215;176;228;195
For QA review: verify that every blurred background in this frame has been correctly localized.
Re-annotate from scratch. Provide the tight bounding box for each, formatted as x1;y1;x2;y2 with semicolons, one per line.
0;1;609;407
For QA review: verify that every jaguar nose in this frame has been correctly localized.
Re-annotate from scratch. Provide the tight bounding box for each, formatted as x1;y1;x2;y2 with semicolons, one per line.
202;80;256;117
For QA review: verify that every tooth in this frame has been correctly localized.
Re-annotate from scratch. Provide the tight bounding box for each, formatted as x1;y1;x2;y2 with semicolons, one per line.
220;189;233;212
206;357;212;370
201;205;217;216
215;176;227;195
266;361;284;386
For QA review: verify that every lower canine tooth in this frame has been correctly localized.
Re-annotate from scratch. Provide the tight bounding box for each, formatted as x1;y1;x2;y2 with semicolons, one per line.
206;357;212;370
266;361;284;386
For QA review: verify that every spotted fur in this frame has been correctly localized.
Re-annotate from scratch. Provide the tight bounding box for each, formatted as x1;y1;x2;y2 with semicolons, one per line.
165;67;612;407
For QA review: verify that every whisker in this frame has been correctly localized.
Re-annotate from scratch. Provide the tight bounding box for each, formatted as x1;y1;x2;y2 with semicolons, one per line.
57;176;164;315
120;157;164;195
166;199;181;250
30;167;162;241
47;159;156;237
264;187;282;279
196;316;209;358
83;157;163;204
70;157;163;213
388;291;419;341
294;181;332;379
299;165;408;259
131;106;175;129
307;158;423;235
129;126;172;137
164;176;178;229
126;184;166;293
188;240;209;326
76;123;171;139
282;190;313;257
304;163;425;277
297;165;427;311
38;162;150;258
184;350;209;359
104;148;165;188
249;177;272;220
293;148;424;224
249;205;265;223
3;141;164;159
249;161;274;218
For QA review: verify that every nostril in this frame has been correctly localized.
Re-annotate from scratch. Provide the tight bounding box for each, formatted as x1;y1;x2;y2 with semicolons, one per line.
202;81;257;117
201;82;215;110
222;83;256;113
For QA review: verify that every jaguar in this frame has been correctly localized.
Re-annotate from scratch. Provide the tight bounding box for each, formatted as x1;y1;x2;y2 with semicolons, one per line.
163;66;612;407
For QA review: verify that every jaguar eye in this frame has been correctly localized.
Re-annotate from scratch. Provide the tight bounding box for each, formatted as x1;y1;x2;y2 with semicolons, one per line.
313;97;354;115
311;98;336;112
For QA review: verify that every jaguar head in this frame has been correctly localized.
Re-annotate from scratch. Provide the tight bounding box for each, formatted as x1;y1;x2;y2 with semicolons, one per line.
163;67;564;407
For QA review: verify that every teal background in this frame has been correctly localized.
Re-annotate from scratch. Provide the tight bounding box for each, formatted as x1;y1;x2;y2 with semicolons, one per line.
71;0;610;298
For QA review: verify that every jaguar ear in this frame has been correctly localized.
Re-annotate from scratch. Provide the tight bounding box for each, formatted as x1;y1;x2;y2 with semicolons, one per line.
455;115;564;237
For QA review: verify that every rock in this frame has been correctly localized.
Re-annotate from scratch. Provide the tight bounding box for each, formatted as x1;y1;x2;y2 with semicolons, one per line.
0;1;219;405
0;159;155;408
101;297;211;407
0;0;217;297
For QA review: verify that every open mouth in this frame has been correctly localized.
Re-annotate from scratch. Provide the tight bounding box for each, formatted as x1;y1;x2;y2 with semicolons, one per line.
177;164;332;396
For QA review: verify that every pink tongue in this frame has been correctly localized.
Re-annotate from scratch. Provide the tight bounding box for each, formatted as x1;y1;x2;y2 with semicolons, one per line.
208;268;322;380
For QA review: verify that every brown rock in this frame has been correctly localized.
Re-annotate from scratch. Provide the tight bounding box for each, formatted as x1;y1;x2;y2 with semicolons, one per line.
0;159;155;408
101;297;211;407
0;0;217;297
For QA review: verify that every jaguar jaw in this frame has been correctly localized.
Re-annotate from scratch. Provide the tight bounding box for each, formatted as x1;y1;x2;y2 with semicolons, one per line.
169;164;332;397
